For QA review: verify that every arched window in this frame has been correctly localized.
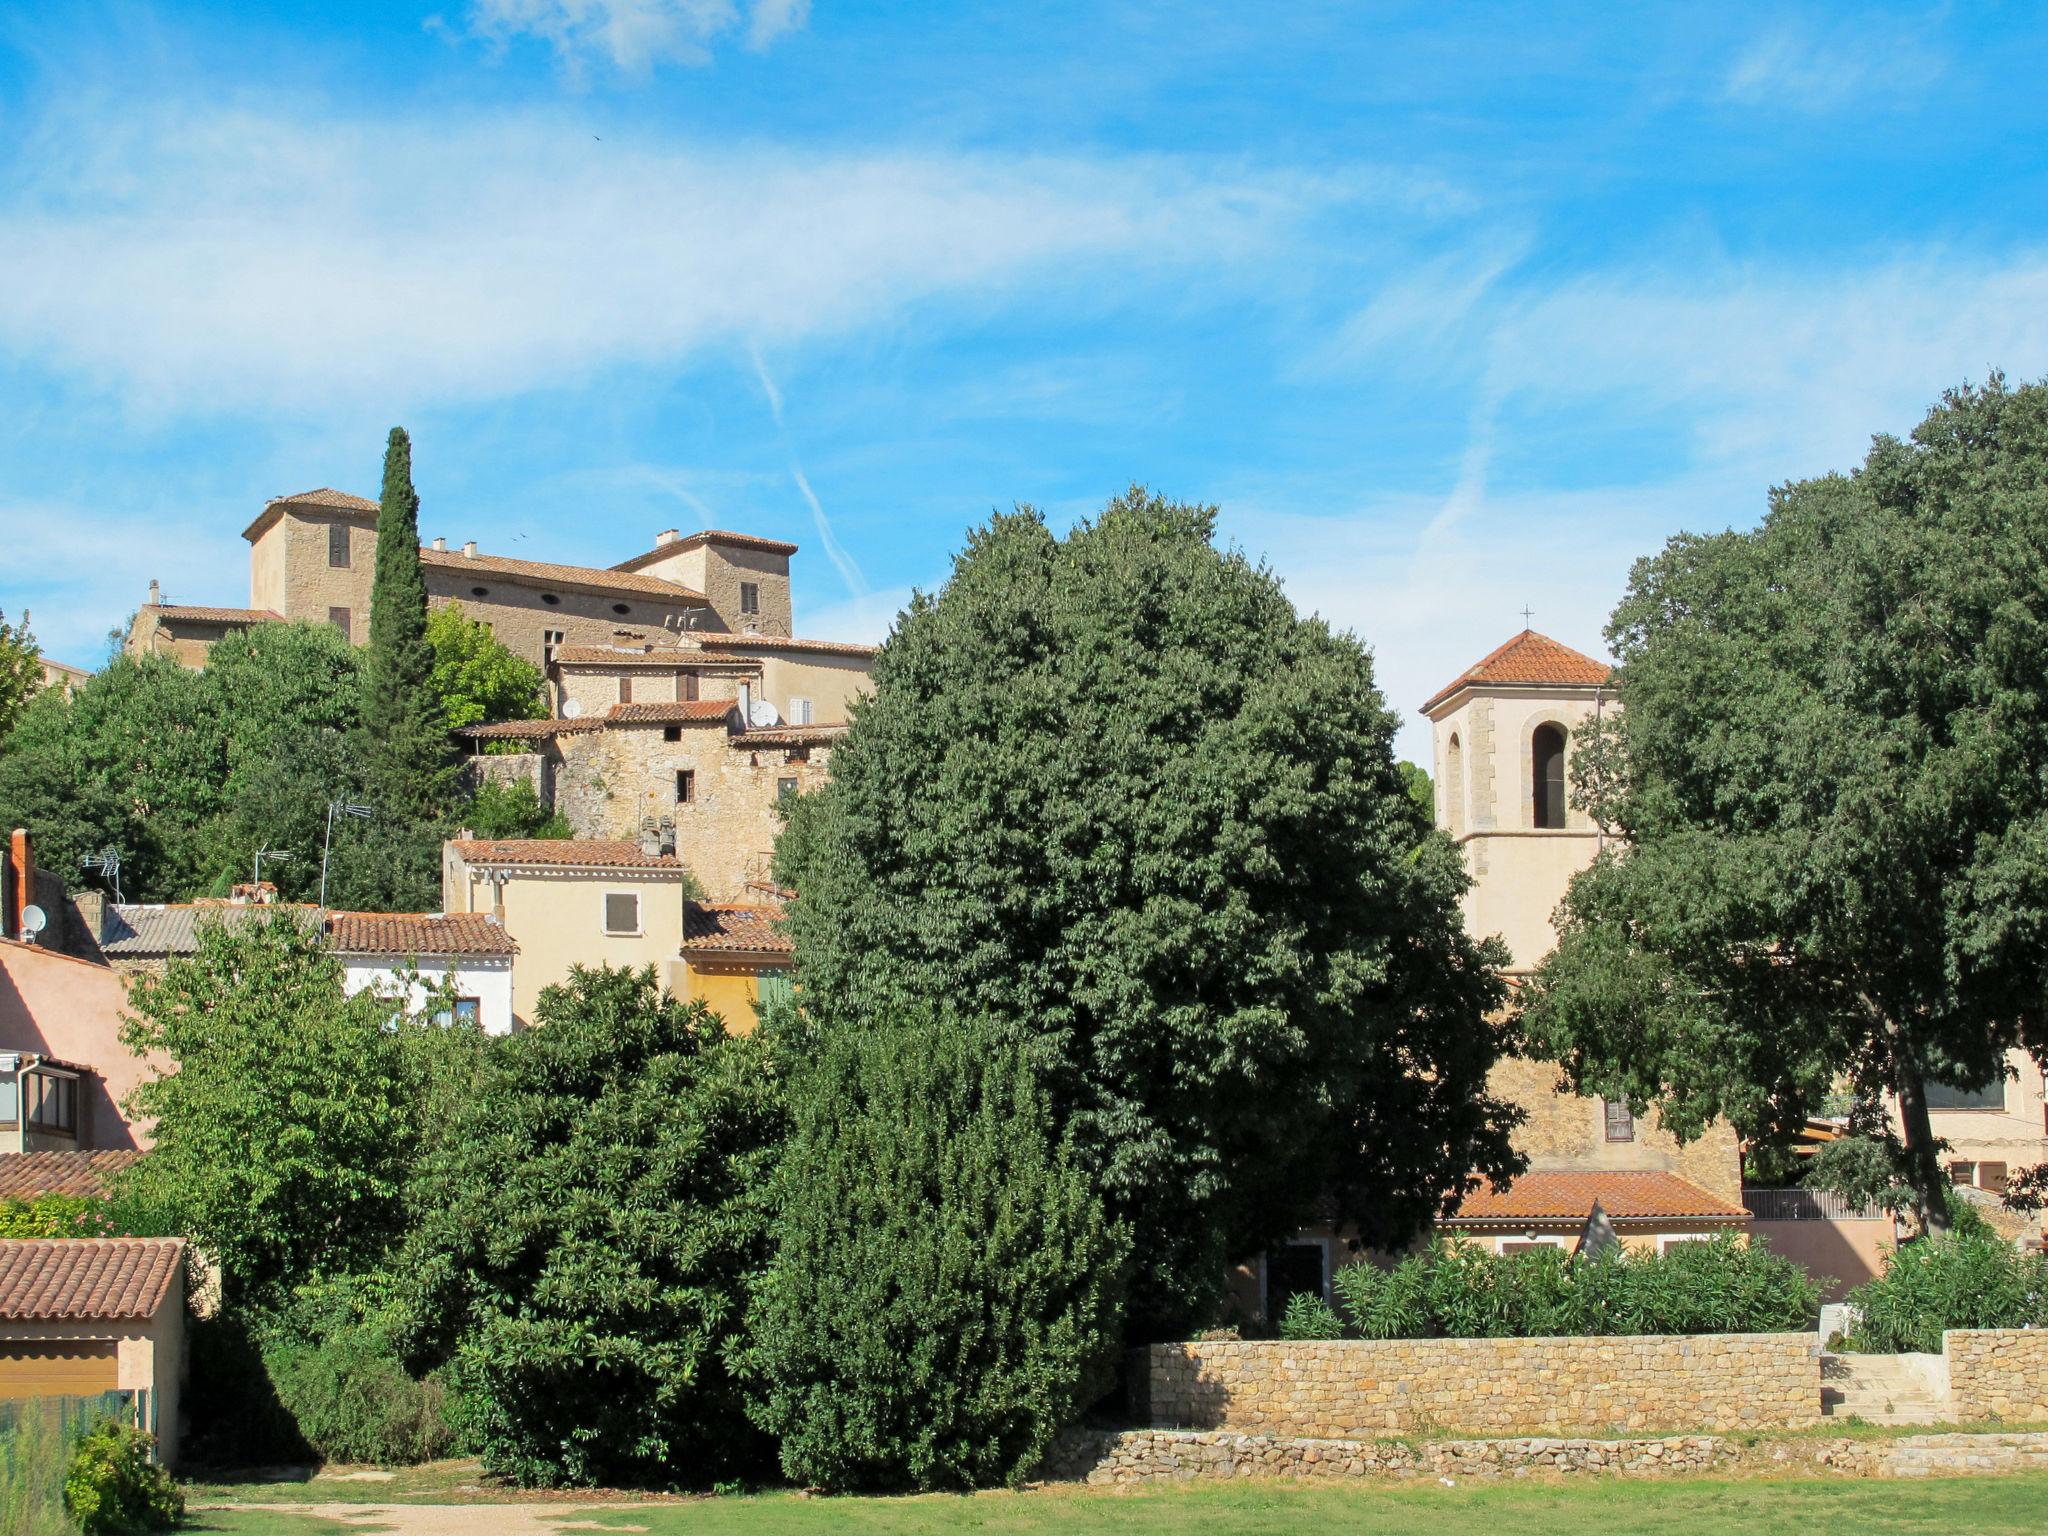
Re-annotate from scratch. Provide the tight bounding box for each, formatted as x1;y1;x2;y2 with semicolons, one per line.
1444;732;1466;837
1532;723;1567;828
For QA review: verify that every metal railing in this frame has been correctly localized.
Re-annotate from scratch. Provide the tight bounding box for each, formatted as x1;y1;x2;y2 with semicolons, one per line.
1742;1186;1889;1222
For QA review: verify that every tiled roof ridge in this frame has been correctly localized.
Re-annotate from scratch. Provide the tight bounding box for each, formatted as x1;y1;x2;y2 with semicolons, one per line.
1443;1168;1749;1225
144;603;283;623
447;838;687;870
323;910;518;957
0;1150;147;1201
1421;629;1611;712
421;547;708;602
270;487;380;511
0;1237;185;1320
694;632;878;657
612;529;800;569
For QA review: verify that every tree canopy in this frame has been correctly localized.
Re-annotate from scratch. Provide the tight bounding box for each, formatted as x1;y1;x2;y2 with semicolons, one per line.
0;607;42;738
775;488;1518;1334
425;602;546;731
1521;377;2048;1235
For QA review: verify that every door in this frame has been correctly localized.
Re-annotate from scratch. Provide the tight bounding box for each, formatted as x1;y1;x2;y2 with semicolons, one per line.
1263;1241;1329;1325
0;1341;119;1400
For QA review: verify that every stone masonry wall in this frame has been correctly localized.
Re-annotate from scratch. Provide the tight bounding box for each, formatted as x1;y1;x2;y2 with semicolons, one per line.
1945;1329;2048;1422
1138;1335;1818;1436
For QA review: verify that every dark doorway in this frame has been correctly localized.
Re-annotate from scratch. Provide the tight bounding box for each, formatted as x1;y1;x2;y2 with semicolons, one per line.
1533;724;1567;828
1264;1241;1328;1326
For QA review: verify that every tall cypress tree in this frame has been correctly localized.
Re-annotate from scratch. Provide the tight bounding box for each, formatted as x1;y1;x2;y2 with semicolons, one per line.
350;427;455;909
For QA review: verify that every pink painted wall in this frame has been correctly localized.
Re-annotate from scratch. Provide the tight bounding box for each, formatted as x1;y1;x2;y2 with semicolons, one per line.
0;938;154;1149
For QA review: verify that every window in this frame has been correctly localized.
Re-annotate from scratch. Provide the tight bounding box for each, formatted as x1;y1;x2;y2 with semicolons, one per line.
612;603;630;616
663;726;682;743
1978;1162;2010;1193
603;892;641;935
777;776;799;801
542;592;561;606
1603;1099;1635;1142
432;997;482;1028
681;672;700;701
328;522;350;568
1656;1234;1713;1254
618;675;633;704
327;606;351;639
789;696;813;726
676;770;695;805
471;585;490;598
25;1074;77;1136
543;629;565;665
1444;731;1465;837
1924;1078;2005;1111
1532;723;1567;828
0;1076;16;1124
739;581;760;615
1498;1238;1565;1256
1262;1239;1329;1321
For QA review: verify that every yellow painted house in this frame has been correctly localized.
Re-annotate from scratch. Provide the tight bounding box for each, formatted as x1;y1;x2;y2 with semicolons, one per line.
680;902;793;1035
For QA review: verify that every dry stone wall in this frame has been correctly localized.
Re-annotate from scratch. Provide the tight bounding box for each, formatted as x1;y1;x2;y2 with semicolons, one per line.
1137;1335;1818;1436
1945;1329;2048;1422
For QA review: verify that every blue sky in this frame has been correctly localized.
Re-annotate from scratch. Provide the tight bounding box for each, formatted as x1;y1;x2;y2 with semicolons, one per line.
3;2;2046;761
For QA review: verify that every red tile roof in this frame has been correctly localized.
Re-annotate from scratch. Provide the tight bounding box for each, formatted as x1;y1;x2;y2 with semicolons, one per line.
0;1151;146;1201
1421;630;1612;713
1442;1170;1749;1226
274;487;380;512
453;717;602;740
607;700;738;725
324;912;517;957
695;632;879;658
0;1239;185;1320
447;839;689;871
552;646;757;669
683;902;793;955
730;723;849;747
613;530;800;570
146;604;282;626
422;547;707;602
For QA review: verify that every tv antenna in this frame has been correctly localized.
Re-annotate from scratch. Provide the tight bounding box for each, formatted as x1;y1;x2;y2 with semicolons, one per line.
80;848;125;904
252;849;292;888
320;801;373;909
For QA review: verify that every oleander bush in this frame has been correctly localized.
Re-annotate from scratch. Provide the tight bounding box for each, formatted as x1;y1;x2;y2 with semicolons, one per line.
1326;1234;1821;1339
1845;1232;2048;1354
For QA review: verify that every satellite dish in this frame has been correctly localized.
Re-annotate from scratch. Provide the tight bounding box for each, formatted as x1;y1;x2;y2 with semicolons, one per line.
748;699;781;728
561;698;584;719
19;904;48;941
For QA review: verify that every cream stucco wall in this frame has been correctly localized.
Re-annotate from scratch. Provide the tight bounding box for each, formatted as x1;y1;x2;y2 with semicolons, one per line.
1897;1046;2048;1184
752;651;873;726
441;851;689;1029
340;955;516;1037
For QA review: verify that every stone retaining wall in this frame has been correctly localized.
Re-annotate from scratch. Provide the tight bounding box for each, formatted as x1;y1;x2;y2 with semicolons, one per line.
1051;1428;2048;1484
1136;1334;1818;1436
1945;1329;2048;1422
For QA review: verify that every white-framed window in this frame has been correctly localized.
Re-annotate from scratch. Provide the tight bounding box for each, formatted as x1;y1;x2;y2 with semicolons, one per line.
603;891;642;936
1656;1233;1715;1254
789;696;813;726
1495;1235;1566;1256
1603;1098;1635;1142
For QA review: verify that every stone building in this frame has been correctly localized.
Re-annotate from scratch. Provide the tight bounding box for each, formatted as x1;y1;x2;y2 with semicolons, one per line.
123;487;828;672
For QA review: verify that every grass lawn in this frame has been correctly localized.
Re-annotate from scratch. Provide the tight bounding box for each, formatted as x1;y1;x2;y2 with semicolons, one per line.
183;1471;2048;1536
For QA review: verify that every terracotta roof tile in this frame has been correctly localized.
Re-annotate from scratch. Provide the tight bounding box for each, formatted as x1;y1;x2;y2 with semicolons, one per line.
145;604;282;626
613;530;799;569
0;1151;146;1201
324;912;517;957
606;700;738;725
447;839;689;871
1442;1169;1749;1226
730;723;849;747
423;548;707;602
274;487;380;512
551;645;752;669
1421;630;1612;713
453;717;603;740
694;632;878;658
683;902;793;955
0;1238;185;1320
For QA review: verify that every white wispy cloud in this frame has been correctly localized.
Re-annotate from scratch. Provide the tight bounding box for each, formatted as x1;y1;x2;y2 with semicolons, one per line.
0;100;1354;417
464;0;808;78
1721;21;1944;113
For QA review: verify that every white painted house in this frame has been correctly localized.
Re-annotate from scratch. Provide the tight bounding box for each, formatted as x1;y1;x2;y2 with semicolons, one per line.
327;912;518;1036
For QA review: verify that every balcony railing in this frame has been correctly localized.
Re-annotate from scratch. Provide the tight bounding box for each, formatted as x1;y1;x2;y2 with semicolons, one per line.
1742;1187;1890;1222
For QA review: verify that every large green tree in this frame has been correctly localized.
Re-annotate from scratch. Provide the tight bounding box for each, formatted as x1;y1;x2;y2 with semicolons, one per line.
354;428;456;908
1521;377;2048;1237
402;968;784;1489
748;1012;1128;1492
775;489;1518;1334
0;607;42;738
424;602;546;731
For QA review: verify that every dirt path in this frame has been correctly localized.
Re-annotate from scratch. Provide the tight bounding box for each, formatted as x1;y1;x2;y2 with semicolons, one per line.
206;1504;654;1536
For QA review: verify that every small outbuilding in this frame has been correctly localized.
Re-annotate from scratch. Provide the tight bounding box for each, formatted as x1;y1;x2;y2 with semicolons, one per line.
0;1238;186;1465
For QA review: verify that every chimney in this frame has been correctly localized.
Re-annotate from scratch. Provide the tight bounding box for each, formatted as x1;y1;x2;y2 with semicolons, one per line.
462;540;478;559
147;579;161;608
638;817;662;857
431;536;447;552
655;529;680;547
73;889;108;945
8;829;32;941
659;817;676;858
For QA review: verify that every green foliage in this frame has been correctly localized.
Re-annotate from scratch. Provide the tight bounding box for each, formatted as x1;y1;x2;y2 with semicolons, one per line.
118;912;485;1310
1521;377;2048;1237
0;1399;74;1536
1846;1232;2048;1354
1329;1235;1821;1339
426;602;547;730
62;1421;182;1534
1277;1291;1345;1341
1805;1135;1916;1216
464;775;571;839
1396;760;1433;823
0;607;42;740
748;1014;1128;1492
775;489;1519;1337
261;1278;457;1466
403;967;784;1489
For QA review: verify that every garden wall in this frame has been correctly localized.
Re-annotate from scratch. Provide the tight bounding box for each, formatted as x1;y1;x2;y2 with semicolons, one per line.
1945;1329;2048;1422
1135;1335;1819;1435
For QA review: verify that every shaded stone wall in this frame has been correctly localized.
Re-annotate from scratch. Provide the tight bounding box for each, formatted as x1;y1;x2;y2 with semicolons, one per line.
1136;1335;1818;1436
1946;1329;2048;1422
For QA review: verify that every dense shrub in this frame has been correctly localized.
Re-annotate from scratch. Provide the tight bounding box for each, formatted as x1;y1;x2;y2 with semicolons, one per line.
262;1277;457;1465
1329;1235;1821;1339
63;1421;182;1534
1277;1291;1345;1341
0;1194;110;1238
1846;1232;2048;1354
403;967;784;1488
0;1400;73;1536
747;1015;1129;1492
